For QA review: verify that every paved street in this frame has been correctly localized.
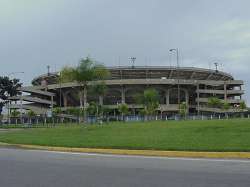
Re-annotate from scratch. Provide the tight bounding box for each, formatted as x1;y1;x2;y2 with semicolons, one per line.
0;148;250;187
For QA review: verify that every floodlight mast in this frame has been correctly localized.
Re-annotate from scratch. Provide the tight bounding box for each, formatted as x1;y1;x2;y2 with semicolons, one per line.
169;48;180;111
130;57;136;68
214;62;219;72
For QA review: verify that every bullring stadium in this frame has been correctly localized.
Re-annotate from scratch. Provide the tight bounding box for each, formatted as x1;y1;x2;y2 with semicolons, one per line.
8;65;245;119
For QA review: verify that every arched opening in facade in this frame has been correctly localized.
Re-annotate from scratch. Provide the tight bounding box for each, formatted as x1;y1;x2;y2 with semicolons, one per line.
169;88;187;104
154;88;166;104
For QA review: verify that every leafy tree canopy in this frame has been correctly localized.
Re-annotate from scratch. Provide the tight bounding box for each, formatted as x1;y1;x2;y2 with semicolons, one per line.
91;81;107;96
118;103;129;115
135;88;159;115
207;97;222;108
58;66;75;83
0;76;22;114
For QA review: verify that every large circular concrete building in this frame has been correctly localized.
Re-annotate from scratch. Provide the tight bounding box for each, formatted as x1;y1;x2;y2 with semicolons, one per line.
10;66;245;116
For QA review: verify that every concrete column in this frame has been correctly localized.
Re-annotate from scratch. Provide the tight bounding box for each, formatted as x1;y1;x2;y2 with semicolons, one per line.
184;90;189;114
51;96;54;108
224;83;227;100
197;84;200;115
20;94;23;124
99;95;103;105
165;89;169;105
185;90;189;104
121;86;125;104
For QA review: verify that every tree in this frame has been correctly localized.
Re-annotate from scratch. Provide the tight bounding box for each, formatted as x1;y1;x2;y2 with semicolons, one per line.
52;107;62;116
52;107;62;123
70;57;109;122
222;101;230;119
11;109;20;124
0;76;22;115
239;101;247;118
207;97;222;108
27;110;36;124
179;102;188;119
118;103;129;122
135;88;159;120
91;81;107;118
92;81;107;106
58;66;75;83
87;102;98;116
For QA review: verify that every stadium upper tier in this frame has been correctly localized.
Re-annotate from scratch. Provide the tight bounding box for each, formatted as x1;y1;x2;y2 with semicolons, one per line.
31;66;233;86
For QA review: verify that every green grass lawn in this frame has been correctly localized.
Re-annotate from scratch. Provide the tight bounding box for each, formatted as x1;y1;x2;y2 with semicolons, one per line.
1;119;250;152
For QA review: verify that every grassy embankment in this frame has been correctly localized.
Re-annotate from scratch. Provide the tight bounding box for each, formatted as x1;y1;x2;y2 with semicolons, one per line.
0;119;250;152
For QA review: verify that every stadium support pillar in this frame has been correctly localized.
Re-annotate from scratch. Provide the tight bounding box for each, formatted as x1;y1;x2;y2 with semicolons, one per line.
185;90;189;113
121;86;125;104
197;84;200;115
165;89;169;105
224;83;227;100
99;95;103;105
51;96;54;111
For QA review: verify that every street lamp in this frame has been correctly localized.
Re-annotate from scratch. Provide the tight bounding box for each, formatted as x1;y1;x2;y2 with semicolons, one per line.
169;48;181;111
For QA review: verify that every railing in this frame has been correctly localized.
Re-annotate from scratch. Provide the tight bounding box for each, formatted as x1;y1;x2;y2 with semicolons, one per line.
196;98;244;104
1;113;250;127
197;89;244;95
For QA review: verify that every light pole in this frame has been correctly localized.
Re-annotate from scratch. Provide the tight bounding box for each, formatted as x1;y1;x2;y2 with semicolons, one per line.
58;72;62;108
130;57;136;68
214;62;219;72
169;48;181;112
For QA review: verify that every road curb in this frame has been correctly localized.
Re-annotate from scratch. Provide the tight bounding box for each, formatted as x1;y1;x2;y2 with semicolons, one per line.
1;142;250;159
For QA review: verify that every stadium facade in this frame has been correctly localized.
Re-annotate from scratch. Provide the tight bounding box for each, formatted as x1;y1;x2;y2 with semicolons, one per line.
9;66;245;116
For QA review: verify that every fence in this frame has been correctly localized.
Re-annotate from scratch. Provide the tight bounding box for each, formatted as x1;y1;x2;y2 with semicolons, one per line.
1;113;250;128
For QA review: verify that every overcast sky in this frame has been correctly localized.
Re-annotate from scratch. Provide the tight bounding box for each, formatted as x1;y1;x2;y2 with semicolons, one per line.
0;0;250;104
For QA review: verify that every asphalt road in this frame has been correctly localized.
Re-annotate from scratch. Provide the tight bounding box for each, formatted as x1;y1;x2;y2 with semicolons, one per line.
0;148;250;187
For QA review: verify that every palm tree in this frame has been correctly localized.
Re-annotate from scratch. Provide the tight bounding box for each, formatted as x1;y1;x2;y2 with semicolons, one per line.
91;81;107;118
208;97;223;117
135;88;159;121
92;81;107;106
118;103;129;122
11;109;20;124
179;102;188;119
208;97;222;108
58;66;75;83
52;107;62;123
239;101;247;118
222;101;230;119
73;57;109;122
87;102;97;115
27;110;36;124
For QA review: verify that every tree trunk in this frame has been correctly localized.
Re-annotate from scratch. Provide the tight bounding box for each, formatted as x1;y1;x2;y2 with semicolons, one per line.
99;95;103;106
83;86;87;123
99;95;104;120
